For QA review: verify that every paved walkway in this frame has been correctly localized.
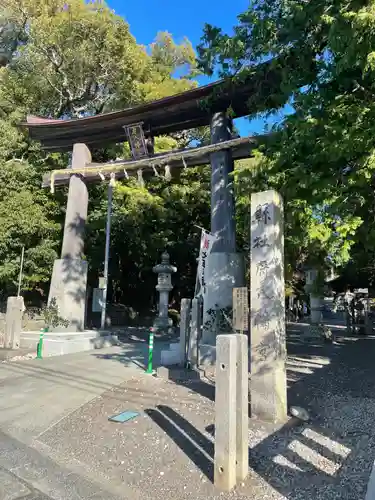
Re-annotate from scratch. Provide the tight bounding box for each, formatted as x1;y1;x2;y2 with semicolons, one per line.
1;328;375;499
0;342;165;499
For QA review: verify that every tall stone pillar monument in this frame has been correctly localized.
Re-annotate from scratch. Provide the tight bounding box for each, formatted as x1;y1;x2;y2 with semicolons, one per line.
48;143;90;332
202;112;244;345
250;190;287;422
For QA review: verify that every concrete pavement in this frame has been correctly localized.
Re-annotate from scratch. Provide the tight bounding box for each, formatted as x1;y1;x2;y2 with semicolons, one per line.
0;341;167;499
2;324;375;499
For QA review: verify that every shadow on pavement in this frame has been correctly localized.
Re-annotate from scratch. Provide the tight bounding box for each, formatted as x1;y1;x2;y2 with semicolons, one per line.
145;405;214;482
6;329;374;498
144;333;375;499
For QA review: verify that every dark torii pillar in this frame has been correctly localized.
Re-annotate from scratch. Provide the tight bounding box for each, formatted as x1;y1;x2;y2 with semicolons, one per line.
210;112;236;252
202;112;245;345
48;143;90;331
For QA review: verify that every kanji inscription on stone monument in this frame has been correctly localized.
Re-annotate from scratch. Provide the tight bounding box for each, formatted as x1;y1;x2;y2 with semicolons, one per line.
233;287;249;332
250;189;287;422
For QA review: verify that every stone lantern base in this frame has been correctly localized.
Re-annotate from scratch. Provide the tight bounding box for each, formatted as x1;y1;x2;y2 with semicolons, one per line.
153;316;173;330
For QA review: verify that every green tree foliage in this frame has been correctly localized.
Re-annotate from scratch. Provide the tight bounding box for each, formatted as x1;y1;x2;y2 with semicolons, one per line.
0;0;209;308
142;31;199;101
1;0;150;117
86;168;210;313
198;0;375;287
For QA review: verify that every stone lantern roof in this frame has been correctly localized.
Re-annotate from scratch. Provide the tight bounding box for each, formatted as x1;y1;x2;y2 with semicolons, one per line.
152;251;177;275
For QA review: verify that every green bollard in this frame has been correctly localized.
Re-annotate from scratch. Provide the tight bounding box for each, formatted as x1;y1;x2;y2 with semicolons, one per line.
146;328;154;374
37;327;48;359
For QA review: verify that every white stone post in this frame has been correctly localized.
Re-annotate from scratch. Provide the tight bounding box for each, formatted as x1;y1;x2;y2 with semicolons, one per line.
187;298;201;368
235;333;249;482
179;298;191;366
250;190;287;422
215;334;237;491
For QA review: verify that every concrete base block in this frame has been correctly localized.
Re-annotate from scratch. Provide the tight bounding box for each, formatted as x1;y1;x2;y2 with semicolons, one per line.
156;365;201;382
20;330;118;357
154;317;173;329
48;258;88;332
160;343;183;366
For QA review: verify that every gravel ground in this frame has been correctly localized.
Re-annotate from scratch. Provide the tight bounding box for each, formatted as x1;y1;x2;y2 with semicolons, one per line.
37;331;375;500
0;349;36;362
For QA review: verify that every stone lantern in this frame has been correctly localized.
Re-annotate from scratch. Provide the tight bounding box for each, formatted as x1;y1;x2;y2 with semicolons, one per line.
153;251;177;330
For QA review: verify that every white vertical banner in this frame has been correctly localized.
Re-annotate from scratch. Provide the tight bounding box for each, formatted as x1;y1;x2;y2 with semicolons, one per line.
197;230;217;299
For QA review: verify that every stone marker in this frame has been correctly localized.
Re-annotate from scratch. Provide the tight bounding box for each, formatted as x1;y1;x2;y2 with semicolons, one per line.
214;334;237;491
233;287;249;333
235;333;249;482
179;298;191;366
250;190;287;422
4;296;24;349
188;297;201;368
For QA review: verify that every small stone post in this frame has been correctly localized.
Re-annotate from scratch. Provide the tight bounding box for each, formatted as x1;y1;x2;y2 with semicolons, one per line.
179;298;191;366
235;333;249;482
4;296;24;349
153;251;177;331
188;297;201;368
250;190;287;422
215;334;237;491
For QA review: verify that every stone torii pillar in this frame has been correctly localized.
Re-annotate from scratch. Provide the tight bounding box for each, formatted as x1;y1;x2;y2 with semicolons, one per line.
202;112;245;345
48;143;90;331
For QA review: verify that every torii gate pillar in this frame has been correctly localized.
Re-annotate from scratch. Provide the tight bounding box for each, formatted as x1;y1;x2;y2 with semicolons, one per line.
202;112;245;345
48;143;90;331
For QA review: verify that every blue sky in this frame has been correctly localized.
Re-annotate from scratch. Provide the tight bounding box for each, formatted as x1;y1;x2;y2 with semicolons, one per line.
107;1;285;135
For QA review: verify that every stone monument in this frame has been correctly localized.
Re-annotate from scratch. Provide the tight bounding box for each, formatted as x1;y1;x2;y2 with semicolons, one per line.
3;296;24;349
153;251;177;331
250;190;287;422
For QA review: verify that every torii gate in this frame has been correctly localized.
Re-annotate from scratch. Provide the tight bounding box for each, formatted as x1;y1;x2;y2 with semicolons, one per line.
24;72;289;423
24;77;263;338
